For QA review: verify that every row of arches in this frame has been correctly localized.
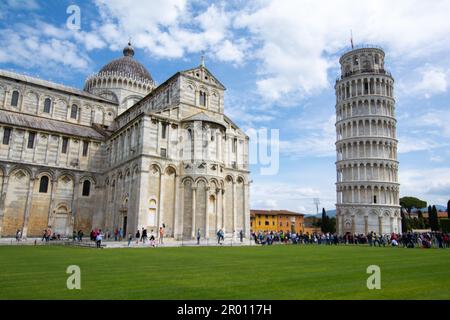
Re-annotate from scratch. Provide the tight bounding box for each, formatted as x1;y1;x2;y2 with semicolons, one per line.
0;85;117;127
108;120;142;166
337;119;396;140
337;185;400;206
337;140;397;161
336;207;401;235
336;162;398;183
336;75;394;101
341;50;385;75
0;165;97;237
336;98;395;121
180;174;247;240
84;72;154;93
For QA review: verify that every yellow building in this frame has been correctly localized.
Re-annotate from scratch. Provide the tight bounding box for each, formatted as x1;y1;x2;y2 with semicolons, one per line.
250;210;305;234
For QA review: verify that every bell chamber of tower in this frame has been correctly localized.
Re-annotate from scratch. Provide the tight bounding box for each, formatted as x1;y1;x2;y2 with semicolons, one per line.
335;46;401;236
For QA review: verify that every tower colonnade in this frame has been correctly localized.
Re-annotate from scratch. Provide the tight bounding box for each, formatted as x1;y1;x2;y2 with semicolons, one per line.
335;47;401;235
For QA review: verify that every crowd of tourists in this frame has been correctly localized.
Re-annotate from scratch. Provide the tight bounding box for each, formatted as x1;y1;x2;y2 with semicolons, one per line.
250;230;450;249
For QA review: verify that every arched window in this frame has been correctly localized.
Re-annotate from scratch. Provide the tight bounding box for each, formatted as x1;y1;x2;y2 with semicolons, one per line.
44;98;51;113
82;180;91;196
39;176;49;193
199;91;207;107
70;104;78;119
11;90;19;107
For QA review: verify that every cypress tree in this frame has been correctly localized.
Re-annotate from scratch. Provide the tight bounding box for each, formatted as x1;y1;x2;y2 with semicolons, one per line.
447;200;450;219
430;205;439;231
321;208;328;233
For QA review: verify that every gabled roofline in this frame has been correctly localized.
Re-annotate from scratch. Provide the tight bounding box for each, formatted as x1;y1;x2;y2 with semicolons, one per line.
181;65;226;90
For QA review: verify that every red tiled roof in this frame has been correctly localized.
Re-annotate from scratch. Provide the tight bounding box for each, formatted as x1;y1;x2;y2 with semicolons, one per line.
250;209;305;217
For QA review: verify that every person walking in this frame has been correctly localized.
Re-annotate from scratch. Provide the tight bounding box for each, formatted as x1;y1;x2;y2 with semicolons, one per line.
197;228;201;245
95;230;103;248
142;228;148;244
149;230;156;247
239;230;243;243
15;229;21;242
127;233;133;247
159;226;164;245
77;230;84;242
135;229;140;244
217;229;222;244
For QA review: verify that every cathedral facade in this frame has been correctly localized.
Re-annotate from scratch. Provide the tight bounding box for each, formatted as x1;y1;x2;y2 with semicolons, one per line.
0;43;250;240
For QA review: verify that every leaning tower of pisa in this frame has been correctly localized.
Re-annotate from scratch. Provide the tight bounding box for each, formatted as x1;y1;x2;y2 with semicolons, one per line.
335;46;401;235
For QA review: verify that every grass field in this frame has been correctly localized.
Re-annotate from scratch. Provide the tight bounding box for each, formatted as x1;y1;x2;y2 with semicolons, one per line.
0;245;449;300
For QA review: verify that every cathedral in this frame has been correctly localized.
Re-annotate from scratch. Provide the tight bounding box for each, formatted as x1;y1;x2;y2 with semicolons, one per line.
0;43;250;240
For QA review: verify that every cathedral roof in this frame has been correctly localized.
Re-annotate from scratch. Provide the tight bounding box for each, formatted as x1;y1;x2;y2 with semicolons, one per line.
98;42;153;83
0;109;105;140
181;112;227;128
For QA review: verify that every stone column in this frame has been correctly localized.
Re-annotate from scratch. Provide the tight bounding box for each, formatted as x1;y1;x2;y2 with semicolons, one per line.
205;187;210;239
47;178;58;228
378;216;383;235
0;174;10;236
174;178;184;240
215;188;221;234
22;177;35;237
243;182;250;238
222;189;226;233
71;176;79;232
351;215;355;234
390;216;394;234
191;186;196;238
157;172;165;230
173;175;181;239
335;214;340;234
232;181;237;239
364;215;368;234
2;90;8;108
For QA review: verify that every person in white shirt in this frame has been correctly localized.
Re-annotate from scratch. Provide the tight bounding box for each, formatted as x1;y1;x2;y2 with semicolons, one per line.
96;230;103;248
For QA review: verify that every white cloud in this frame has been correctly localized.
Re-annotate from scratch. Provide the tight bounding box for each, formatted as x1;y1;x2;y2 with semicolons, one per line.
0;24;91;73
235;0;450;101
399;167;450;205
91;0;247;63
5;0;39;10
412;67;449;98
251;181;328;213
397;136;445;154
279;115;336;158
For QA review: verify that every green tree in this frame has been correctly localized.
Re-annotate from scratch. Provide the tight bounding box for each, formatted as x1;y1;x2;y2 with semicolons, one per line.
417;210;425;229
401;210;409;232
447;200;450;219
321;208;329;233
400;197;427;213
429;205;440;231
329;217;336;234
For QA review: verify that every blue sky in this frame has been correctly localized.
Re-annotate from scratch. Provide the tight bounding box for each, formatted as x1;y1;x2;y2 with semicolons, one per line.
1;0;450;214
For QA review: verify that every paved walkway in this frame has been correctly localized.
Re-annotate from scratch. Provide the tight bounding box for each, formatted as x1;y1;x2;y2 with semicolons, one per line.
0;237;257;248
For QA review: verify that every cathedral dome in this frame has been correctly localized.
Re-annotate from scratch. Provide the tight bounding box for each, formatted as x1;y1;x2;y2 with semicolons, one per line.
98;42;153;83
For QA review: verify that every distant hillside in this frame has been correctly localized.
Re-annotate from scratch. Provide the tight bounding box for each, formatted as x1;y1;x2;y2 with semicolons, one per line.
310;205;447;218
415;205;447;212
308;209;336;218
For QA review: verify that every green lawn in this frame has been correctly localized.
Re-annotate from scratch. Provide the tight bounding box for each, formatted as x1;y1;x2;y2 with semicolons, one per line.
0;245;449;300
